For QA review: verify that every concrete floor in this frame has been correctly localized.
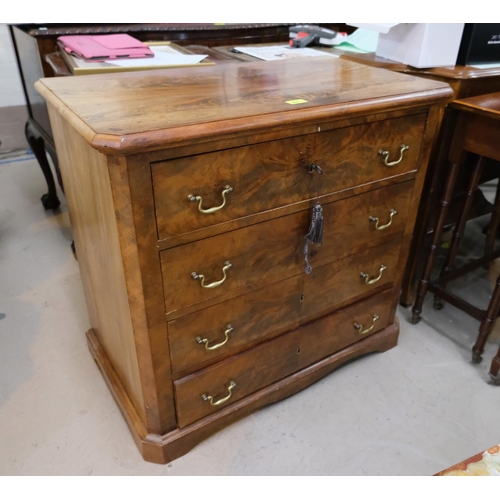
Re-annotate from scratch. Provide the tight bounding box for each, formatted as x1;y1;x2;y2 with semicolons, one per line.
1;156;499;476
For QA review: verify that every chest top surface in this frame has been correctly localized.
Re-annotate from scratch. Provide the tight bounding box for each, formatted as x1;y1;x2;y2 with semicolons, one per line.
35;57;452;154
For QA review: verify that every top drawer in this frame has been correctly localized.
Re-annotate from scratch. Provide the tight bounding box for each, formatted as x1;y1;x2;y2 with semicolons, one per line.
152;114;426;240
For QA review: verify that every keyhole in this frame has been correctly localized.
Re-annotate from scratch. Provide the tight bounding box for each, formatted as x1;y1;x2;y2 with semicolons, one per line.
297;347;302;354
300;294;304;302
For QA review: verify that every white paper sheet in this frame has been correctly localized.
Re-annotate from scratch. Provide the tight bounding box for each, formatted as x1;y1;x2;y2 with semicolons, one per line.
71;47;208;69
233;45;338;61
469;62;500;69
109;49;208;68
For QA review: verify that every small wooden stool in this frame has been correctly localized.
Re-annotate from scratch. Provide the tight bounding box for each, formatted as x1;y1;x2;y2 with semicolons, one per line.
411;92;500;383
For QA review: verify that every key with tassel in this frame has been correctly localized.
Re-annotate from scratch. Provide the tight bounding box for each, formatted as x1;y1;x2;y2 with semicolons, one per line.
304;202;324;274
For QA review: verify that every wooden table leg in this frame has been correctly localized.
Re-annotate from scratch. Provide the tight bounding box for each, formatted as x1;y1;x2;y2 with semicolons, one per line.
25;120;61;210
485;180;500;257
489;345;500;384
440;156;485;276
473;274;500;363
412;162;461;324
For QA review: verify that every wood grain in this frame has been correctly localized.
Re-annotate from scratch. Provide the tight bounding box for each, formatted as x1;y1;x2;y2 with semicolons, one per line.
86;329;149;456
157;171;417;252
145;106;432;165
86;316;399;464
174;293;396;427
161;183;411;313
464;114;500;162
168;284;395;378
38;54;451;464
152;114;425;239
47;104;146;423
110;154;177;434
35;57;452;154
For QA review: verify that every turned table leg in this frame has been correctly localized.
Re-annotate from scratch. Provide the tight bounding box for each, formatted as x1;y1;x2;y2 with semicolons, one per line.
412;162;461;324
489;345;500;384
25;121;60;210
472;273;500;363
484;180;500;258
440;156;485;276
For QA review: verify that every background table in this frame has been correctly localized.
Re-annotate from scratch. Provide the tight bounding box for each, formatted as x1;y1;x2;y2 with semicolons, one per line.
337;51;500;307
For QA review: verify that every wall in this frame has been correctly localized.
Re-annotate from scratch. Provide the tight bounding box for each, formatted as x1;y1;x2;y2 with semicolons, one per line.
0;23;28;151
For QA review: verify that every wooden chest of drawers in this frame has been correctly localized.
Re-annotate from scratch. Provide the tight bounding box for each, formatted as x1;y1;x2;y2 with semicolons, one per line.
35;57;451;464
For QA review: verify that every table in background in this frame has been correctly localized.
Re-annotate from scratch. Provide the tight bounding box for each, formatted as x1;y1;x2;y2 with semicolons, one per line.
337;51;500;308
213;47;500;307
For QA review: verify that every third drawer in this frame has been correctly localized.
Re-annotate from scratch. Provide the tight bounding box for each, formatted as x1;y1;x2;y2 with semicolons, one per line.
168;238;402;376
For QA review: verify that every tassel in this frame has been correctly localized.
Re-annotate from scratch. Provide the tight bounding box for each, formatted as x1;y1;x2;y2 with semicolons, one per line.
304;202;324;274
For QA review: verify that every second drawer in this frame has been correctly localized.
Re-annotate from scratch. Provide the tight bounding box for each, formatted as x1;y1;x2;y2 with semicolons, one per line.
161;182;412;313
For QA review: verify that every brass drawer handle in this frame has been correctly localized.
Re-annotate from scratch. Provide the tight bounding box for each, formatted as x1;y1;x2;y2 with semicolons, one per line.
354;314;380;335
369;209;398;230
360;265;387;285
191;261;232;289
196;324;234;351
378;144;409;166
188;185;233;214
202;380;236;406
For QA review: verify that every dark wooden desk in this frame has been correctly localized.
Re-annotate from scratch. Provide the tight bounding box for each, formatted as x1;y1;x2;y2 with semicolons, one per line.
337;51;500;307
10;23;349;210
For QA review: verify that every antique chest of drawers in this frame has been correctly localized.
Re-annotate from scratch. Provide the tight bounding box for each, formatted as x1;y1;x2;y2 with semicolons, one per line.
35;57;452;464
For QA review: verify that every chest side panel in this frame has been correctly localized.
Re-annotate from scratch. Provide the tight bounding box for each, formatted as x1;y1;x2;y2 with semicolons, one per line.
46;104;146;425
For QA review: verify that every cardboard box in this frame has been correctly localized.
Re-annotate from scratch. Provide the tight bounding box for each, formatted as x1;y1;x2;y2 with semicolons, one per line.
349;23;465;68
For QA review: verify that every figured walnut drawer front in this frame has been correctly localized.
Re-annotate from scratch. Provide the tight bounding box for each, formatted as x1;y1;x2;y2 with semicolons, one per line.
152;114;425;239
168;239;402;376
161;182;412;313
174;288;395;427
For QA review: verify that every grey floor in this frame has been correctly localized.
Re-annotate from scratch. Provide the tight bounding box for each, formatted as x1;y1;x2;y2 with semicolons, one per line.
1;156;499;476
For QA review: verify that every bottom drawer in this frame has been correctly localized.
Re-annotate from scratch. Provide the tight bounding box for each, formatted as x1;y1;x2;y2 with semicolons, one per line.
174;288;395;427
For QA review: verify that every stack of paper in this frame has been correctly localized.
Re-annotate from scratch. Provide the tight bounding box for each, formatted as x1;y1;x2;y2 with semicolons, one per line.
233;45;338;61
